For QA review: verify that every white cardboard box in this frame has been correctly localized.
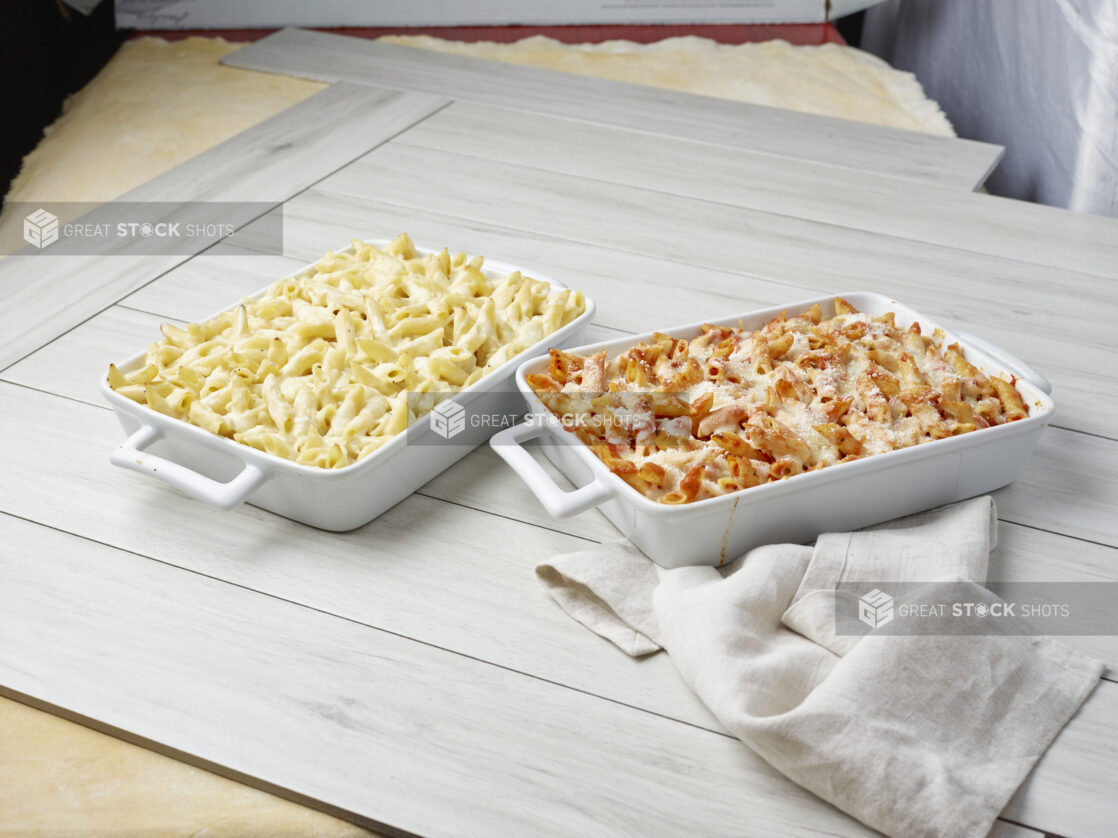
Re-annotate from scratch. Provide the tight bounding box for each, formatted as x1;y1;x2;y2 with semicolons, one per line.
116;0;846;29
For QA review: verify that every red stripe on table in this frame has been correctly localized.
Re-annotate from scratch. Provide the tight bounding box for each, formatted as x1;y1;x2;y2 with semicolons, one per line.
130;23;845;47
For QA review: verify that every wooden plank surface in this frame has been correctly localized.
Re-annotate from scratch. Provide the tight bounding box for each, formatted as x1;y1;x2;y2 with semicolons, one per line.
0;381;719;732
0;83;447;371
1004;679;1118;838
0;693;379;838
988;824;1045;838
11;228;1118;549
0;515;882;838
312;143;1118;340
122;252;307;323
397;102;1118;280
220;28;1004;191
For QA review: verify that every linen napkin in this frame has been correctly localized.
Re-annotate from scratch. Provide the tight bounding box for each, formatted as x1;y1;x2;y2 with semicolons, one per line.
536;498;1102;838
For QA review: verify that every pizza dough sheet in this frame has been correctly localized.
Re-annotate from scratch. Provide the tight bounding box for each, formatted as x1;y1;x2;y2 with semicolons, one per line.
383;34;955;136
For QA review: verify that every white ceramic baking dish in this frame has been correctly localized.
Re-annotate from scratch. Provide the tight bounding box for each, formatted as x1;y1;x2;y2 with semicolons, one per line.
100;241;596;530
491;291;1054;567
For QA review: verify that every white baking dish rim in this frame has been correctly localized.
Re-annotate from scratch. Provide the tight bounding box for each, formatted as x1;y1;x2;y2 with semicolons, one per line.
492;291;1055;521
100;240;597;509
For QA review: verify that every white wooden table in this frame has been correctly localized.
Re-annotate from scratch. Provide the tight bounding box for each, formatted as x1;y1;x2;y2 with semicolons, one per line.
2;29;1117;838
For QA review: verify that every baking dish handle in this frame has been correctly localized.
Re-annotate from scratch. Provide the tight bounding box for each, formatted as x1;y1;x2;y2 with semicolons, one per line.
954;331;1052;395
110;424;267;510
490;418;615;518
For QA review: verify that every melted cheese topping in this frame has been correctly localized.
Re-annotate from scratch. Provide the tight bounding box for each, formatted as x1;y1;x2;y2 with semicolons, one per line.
528;300;1029;504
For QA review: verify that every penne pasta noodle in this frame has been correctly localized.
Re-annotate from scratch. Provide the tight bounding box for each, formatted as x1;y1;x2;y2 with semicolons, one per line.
527;298;1028;504
991;376;1029;421
107;234;585;468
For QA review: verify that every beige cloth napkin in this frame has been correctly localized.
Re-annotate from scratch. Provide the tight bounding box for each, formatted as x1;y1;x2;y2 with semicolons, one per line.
536;498;1102;838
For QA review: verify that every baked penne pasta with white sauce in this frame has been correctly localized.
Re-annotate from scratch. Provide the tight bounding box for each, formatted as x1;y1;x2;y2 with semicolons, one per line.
108;234;585;468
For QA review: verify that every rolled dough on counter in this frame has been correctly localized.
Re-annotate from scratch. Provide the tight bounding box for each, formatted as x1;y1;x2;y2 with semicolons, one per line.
4;37;325;206
0;37;324;245
382;34;955;136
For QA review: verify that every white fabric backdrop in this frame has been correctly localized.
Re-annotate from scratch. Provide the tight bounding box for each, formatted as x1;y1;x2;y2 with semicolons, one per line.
863;0;1118;217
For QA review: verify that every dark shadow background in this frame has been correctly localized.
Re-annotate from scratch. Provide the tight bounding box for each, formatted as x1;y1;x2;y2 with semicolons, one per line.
0;0;128;201
834;11;864;48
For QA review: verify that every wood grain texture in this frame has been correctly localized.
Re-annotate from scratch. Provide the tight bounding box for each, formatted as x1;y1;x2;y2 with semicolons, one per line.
986;824;1044;838
396;102;1118;280
219;28;1004;190
0;83;447;370
993;428;1118;548
0;381;719;733
1004;677;1118;838
1;506;1114;838
0;513;889;838
315;144;1118;338
122;252;308;323
2;306;186;407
